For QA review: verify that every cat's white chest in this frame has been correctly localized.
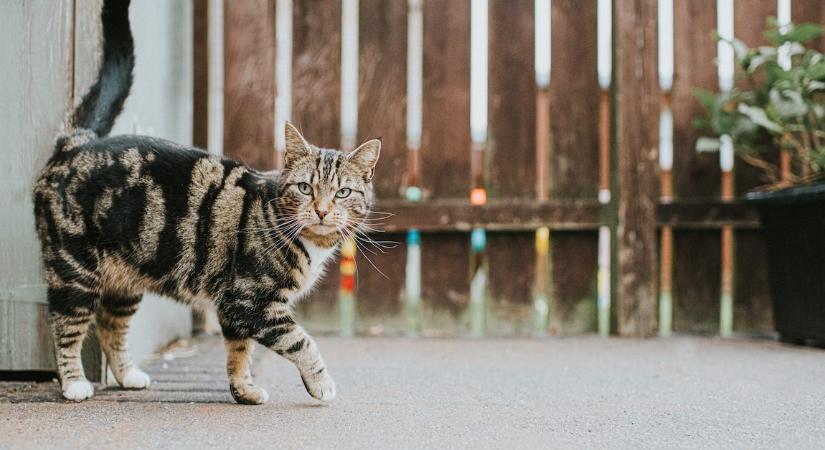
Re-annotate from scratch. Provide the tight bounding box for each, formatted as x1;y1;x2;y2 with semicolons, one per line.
288;238;337;303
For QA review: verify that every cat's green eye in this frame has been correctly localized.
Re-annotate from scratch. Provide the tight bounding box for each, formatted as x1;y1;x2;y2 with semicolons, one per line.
297;182;313;195
336;188;352;198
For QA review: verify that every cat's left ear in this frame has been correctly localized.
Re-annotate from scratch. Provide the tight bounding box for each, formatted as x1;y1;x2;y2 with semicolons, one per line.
284;122;311;167
347;138;381;181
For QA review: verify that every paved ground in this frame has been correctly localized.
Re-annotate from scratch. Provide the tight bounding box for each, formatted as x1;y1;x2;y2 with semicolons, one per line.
2;335;824;449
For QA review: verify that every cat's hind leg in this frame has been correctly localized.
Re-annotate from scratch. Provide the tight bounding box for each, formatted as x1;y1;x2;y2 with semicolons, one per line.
224;338;269;405
48;286;97;401
95;292;151;389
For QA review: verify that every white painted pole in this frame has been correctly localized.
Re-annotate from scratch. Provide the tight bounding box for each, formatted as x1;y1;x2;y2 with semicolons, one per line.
207;0;224;156
341;0;359;150
275;0;293;155
470;0;488;144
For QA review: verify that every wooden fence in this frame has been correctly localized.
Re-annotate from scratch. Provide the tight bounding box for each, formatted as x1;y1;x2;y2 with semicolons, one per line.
195;0;825;337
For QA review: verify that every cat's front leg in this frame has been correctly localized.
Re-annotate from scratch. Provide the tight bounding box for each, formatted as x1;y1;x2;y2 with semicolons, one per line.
258;317;336;402
224;338;269;405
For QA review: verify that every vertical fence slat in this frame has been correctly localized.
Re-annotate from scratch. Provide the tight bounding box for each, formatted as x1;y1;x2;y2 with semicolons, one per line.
224;0;276;170
484;0;536;335
421;0;471;199
292;0;342;149
673;2;719;199
488;0;535;199
354;234;407;334
358;0;407;199
615;0;659;337
673;231;721;333
552;233;599;334
547;1;601;336
193;0;209;150
486;233;534;335
734;230;773;333
669;2;722;335
418;0;471;333
550;0;600;198
355;0;408;334
421;232;470;334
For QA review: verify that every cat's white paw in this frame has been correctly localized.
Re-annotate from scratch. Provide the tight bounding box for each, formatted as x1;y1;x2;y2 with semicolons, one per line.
63;380;94;401
121;367;152;389
230;383;269;405
303;371;336;402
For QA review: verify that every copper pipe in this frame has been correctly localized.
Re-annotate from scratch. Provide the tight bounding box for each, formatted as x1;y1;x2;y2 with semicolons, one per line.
660;170;673;202
407;147;420;188
721;170;733;202
471;142;485;190
660;225;673;305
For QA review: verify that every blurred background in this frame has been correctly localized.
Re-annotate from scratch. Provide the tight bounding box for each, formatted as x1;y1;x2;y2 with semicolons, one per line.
2;0;825;378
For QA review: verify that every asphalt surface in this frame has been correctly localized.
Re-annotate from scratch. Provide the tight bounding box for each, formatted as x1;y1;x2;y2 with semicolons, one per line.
2;335;824;449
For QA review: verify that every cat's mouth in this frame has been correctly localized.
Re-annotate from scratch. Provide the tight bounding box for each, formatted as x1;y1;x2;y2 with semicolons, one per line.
303;224;339;236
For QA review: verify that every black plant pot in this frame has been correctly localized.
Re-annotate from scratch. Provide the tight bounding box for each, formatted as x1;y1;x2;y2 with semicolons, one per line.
746;183;825;346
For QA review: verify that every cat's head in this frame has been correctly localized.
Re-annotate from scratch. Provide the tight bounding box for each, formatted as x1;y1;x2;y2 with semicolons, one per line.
276;122;380;246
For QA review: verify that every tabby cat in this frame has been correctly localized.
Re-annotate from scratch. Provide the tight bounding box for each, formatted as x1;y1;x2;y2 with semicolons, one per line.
33;0;380;404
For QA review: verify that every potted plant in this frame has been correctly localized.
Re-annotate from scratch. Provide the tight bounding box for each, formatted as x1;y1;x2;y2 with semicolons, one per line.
694;19;825;345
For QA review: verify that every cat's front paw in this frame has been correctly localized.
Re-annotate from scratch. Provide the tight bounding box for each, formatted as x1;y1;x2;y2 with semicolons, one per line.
230;382;269;405
121;367;152;389
63;380;94;402
302;370;336;402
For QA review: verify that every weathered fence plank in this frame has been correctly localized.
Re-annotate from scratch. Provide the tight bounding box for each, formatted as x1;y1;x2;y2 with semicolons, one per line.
672;1;719;199
550;0;600;199
358;0;407;199
224;0;276;170
193;0;209;150
673;230;721;334
292;0;341;149
488;0;535;199
486;0;536;336
421;0;471;199
614;0;659;337
552;232;599;334
354;0;407;334
416;0;472;333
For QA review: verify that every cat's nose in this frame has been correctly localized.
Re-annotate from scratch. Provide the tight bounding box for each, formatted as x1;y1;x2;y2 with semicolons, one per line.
315;209;328;221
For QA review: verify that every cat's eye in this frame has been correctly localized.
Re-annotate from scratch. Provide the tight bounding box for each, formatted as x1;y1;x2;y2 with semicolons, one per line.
297;182;313;195
335;188;352;198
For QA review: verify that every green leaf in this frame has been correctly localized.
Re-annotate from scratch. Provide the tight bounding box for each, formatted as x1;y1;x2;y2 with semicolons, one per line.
765;23;825;45
808;61;825;80
738;104;784;133
696;136;721;153
692;117;710;130
693;88;718;113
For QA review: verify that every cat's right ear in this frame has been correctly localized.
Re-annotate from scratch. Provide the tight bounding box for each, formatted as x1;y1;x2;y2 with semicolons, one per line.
284;122;311;166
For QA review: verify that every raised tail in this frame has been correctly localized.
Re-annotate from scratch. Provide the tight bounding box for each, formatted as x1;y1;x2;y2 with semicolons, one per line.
71;0;134;138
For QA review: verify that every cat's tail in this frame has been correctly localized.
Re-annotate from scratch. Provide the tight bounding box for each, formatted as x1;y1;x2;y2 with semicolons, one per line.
69;0;134;139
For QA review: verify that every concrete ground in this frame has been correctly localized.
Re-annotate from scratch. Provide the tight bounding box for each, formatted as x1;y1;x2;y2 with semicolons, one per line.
2;335;824;449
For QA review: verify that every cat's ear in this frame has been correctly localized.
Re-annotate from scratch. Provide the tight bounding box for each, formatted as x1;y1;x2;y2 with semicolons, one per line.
284;122;311;166
347;138;381;181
